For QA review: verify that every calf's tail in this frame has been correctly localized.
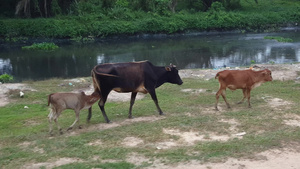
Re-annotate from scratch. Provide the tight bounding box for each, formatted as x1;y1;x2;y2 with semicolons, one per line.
215;73;220;79
47;94;53;106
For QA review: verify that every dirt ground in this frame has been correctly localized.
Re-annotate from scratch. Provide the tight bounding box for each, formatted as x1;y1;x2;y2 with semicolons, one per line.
2;63;300;169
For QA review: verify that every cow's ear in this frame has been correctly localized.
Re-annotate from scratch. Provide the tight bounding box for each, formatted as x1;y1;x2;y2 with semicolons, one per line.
169;63;176;68
262;70;268;75
165;67;172;71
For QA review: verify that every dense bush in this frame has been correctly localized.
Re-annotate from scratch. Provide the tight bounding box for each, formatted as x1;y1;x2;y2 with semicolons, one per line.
0;1;299;39
22;42;59;50
0;73;14;83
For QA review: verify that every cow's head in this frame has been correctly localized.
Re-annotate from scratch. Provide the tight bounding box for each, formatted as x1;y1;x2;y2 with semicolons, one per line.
165;64;183;85
262;69;273;81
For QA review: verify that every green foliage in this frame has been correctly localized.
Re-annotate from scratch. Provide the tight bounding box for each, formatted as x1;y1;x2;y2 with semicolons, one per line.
0;73;14;83
264;36;293;42
0;0;300;38
22;42;59;50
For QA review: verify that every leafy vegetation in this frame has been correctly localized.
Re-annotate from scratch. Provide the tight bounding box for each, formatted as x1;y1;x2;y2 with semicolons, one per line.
264;36;293;42
0;0;299;39
22;42;59;50
0;73;14;83
1;70;300;168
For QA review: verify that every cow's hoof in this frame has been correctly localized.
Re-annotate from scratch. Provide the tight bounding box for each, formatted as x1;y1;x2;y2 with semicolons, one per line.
237;102;242;104
215;108;219;111
78;125;82;129
159;112;165;116
128;116;134;119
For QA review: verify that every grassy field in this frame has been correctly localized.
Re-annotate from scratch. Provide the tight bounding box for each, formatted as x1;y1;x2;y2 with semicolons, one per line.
0;68;300;168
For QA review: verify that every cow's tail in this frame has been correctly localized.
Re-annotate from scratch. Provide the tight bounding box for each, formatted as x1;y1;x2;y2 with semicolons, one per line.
215;73;220;79
91;69;101;93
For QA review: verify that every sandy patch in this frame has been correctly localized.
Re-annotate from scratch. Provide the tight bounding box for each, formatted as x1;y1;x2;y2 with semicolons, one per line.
219;118;240;132
66;115;165;137
122;137;144;147
22;158;82;169
284;120;300;127
267;98;292;109
87;139;103;146
155;128;246;149
0;83;36;107
126;152;152;166
181;88;207;94
146;148;300;169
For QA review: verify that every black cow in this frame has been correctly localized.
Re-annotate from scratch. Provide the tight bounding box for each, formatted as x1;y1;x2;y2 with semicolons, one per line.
89;61;183;123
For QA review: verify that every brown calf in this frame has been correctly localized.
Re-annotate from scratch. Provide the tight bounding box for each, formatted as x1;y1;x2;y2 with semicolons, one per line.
215;69;272;110
47;91;100;135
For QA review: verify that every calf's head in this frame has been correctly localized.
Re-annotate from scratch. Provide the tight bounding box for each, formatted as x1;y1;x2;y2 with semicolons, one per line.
165;64;183;85
262;69;273;82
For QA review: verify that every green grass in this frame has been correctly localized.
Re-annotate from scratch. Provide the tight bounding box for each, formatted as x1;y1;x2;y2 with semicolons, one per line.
1;74;300;168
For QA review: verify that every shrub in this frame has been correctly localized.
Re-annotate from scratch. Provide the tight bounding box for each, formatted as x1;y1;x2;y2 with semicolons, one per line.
264;36;293;43
22;42;59;50
0;73;14;83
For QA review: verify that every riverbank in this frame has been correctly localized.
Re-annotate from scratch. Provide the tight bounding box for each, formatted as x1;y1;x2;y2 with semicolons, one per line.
1;62;299;107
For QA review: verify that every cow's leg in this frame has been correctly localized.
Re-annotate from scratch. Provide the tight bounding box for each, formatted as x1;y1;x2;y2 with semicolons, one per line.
98;94;110;123
247;89;252;108
68;110;80;131
128;92;137;119
215;87;230;110
237;89;247;104
221;90;231;109
149;90;163;115
215;89;221;110
87;107;92;123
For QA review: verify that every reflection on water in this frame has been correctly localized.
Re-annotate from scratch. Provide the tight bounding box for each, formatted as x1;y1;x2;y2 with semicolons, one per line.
0;58;12;75
0;31;299;81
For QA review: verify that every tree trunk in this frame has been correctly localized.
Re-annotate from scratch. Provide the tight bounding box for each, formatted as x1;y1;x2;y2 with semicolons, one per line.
15;0;31;17
168;0;178;13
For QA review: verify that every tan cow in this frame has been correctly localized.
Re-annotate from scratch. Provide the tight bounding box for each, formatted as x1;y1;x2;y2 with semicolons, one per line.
215;69;272;110
48;91;100;135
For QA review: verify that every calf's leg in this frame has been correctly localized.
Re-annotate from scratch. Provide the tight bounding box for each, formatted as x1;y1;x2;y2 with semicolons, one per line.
48;109;55;135
128;92;137;119
68;109;81;131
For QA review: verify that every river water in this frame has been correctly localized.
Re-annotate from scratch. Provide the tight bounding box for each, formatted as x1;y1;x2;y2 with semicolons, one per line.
0;29;299;82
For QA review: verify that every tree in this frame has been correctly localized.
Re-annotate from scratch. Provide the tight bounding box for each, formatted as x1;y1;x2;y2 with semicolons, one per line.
15;0;31;17
168;0;178;13
15;0;53;18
